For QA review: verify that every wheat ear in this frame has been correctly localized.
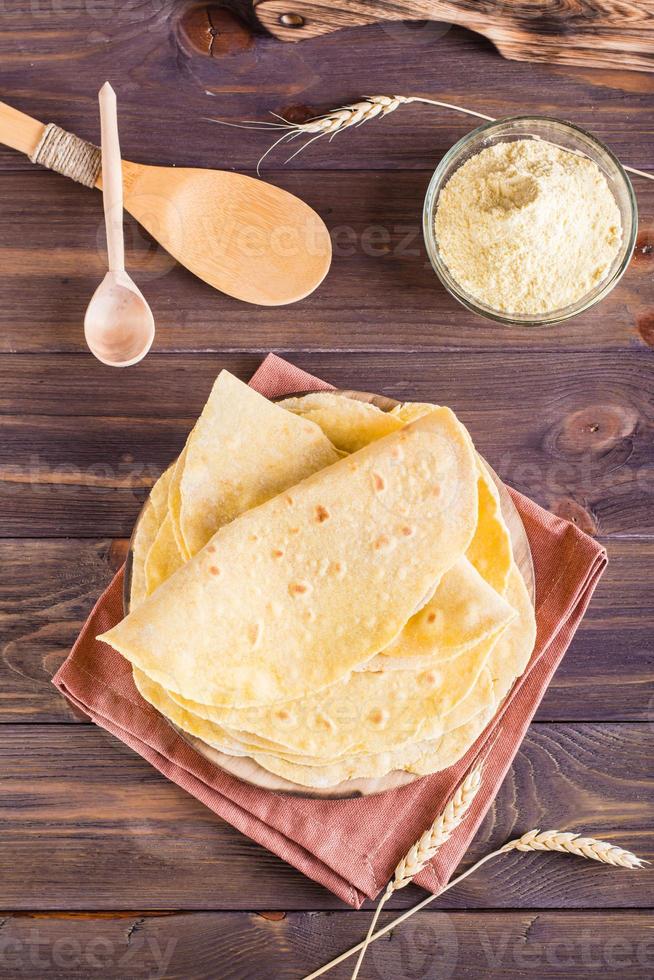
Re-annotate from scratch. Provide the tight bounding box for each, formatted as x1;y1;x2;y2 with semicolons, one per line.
209;94;654;182
349;758;483;980
303;829;646;980
500;828;647;867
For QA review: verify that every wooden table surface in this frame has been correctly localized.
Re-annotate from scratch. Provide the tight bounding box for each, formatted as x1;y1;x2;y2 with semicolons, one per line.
1;4;653;978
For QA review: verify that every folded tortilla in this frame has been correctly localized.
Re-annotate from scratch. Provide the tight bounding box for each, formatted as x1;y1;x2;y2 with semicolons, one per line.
225;566;534;785
101;407;478;708
129;501;159;610
279;391;403;452
135;371;340;606
281;393;515;670
133;565;534;785
179;371;342;557
360;554;515;672
136;638;494;760
144;512;185;597
130;465;173;609
168;447;191;560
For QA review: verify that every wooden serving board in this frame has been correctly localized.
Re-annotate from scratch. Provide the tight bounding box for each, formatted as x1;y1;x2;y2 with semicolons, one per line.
124;390;535;798
254;0;654;73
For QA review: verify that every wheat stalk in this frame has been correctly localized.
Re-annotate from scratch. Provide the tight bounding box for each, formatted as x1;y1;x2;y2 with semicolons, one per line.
349;757;483;980
208;94;654;182
303;828;646;980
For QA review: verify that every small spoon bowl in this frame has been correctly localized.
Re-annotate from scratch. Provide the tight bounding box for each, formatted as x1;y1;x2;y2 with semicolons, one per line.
84;269;155;367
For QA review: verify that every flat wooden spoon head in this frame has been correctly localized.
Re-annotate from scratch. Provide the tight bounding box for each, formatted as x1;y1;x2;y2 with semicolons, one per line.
121;164;332;306
84;269;155;367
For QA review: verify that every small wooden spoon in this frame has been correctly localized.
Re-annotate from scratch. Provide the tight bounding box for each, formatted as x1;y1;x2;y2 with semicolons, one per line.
84;84;155;367
0;100;332;306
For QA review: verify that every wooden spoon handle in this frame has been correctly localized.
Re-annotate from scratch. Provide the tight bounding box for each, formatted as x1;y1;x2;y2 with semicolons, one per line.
98;82;125;274
0;101;46;156
0;99;105;188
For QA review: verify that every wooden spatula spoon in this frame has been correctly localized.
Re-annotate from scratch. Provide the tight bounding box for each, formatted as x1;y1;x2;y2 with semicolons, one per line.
84;83;155;368
0;100;332;306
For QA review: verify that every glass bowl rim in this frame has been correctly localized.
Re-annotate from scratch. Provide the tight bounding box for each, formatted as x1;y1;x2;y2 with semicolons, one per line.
422;114;638;326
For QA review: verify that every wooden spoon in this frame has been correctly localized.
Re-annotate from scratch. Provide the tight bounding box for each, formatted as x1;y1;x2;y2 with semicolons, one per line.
84;83;155;368
0;100;332;306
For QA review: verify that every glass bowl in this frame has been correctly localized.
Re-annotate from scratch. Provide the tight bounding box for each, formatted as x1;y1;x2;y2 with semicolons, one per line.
422;116;638;326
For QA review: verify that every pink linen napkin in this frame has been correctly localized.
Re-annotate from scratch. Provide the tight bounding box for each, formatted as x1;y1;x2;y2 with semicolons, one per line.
53;354;607;908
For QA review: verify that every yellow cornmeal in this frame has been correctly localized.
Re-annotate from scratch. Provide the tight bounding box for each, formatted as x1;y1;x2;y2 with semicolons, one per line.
434;138;623;316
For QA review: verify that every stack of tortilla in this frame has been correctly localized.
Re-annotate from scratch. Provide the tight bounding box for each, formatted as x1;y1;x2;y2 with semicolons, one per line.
100;371;536;789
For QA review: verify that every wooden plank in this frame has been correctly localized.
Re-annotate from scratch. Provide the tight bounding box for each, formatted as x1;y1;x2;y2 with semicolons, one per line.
1;537;652;725
0;171;651;354
258;0;654;75
0;723;651;910
2;351;654;417
0;349;651;537
0;910;653;979
1;13;653;174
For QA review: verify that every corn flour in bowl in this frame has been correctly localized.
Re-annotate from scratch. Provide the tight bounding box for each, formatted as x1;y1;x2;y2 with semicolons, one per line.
423;116;637;326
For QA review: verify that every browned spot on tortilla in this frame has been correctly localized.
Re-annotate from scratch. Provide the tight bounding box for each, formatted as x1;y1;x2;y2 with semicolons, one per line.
315;504;330;523
427;611;436;623
374;534;390;550
285;495;295;506
400;525;415;536
276;709;290;721
272;548;284;558
249;533;259;542
315;714;335;731
209;566;221;576
368;709;384;725
289;581;309;595
372;471;385;492
330;561;343;575
431;484;442;497
289;526;300;535
207;545;216;554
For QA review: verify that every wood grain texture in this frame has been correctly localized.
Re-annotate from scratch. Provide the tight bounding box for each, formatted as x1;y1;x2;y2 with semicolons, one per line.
1;910;653;978
0;172;651;353
1;13;653;174
2;537;651;725
0;351;651;537
256;0;654;74
1;2;653;971
0;723;651;910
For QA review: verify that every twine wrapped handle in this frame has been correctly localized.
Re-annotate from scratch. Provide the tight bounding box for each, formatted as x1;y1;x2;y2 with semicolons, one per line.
30;123;101;188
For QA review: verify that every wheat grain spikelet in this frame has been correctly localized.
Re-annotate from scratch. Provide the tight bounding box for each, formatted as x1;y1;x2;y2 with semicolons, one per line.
501;828;647;869
209;94;654;181
392;760;482;891
292;95;412;135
